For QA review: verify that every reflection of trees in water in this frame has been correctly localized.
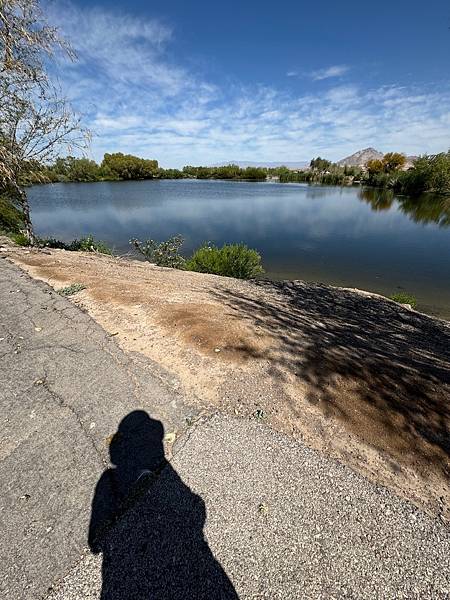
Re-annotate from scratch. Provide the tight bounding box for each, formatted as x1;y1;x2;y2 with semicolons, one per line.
358;187;395;211
398;195;450;228
359;187;450;228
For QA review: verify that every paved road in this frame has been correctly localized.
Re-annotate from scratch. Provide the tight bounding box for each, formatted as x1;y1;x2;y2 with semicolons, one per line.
0;258;196;599
1;257;450;599
49;414;450;600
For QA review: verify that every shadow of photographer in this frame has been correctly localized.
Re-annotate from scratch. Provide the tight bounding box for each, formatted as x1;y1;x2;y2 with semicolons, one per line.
89;410;238;599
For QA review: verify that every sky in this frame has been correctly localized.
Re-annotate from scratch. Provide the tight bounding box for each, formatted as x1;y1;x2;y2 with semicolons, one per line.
45;0;450;168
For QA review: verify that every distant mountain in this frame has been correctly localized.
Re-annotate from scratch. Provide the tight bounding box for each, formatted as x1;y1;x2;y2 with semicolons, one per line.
212;160;309;170
336;148;384;167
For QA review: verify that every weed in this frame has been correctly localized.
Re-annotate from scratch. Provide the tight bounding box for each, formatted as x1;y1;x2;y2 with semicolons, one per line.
389;292;417;309
39;235;112;255
57;283;86;296
12;232;30;246
130;235;185;268
253;408;266;420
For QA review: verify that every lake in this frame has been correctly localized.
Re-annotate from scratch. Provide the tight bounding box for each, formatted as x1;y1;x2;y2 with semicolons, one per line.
28;179;450;319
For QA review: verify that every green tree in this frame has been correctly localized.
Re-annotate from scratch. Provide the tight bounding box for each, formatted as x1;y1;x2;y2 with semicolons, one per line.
366;159;384;175
310;157;332;172
0;0;87;243
101;153;158;180
395;152;450;196
383;152;406;173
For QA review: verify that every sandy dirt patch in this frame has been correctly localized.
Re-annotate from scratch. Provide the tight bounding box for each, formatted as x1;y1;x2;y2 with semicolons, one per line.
3;242;450;522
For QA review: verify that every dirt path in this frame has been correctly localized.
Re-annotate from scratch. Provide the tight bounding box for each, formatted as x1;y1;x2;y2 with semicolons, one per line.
3;240;450;522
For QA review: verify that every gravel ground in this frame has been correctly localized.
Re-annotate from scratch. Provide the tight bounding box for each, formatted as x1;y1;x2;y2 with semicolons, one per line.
48;414;450;600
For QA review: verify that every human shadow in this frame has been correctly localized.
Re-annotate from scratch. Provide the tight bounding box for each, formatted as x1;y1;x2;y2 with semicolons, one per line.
89;411;239;600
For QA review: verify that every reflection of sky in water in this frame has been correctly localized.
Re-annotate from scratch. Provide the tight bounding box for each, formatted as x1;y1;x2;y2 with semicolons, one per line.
28;180;450;318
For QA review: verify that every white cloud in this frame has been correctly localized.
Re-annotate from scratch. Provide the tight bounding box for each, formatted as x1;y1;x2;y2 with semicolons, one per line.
311;65;350;81
47;2;450;167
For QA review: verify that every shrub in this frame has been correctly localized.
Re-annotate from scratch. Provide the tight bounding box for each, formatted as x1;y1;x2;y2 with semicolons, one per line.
67;235;112;254
38;237;67;249
130;235;185;268
0;194;24;233
185;243;264;279
12;232;30;246
58;283;86;296
394;152;450;196
38;235;112;254
389;292;417;309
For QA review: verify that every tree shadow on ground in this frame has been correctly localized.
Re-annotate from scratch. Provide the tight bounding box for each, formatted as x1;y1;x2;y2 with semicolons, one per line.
213;281;450;478
89;410;239;600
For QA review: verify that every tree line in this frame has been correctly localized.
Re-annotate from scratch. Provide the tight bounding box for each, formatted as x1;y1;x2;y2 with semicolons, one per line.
279;151;450;196
20;151;450;197
19;158;270;184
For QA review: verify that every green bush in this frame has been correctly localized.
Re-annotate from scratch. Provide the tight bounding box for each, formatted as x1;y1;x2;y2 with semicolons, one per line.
394;152;450;196
37;237;67;249
0;194;24;233
39;235;112;254
185;243;264;279
130;235;185;268
67;235;112;254
12;232;30;246
389;292;417;308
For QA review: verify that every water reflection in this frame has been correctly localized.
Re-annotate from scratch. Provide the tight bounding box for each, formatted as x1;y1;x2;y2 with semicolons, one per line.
28;181;450;318
359;187;450;228
398;195;450;228
358;188;395;211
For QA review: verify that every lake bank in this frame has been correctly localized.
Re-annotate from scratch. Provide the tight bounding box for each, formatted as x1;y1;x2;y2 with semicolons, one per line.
27;179;450;319
3;239;449;523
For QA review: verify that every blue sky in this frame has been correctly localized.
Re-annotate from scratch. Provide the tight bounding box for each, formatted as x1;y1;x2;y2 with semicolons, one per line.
47;0;450;167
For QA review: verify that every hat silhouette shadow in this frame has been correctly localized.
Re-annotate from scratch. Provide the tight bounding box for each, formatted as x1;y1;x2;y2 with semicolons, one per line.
88;410;238;599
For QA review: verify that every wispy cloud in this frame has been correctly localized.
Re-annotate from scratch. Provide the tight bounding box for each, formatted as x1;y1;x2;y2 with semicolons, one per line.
47;2;450;167
311;65;350;81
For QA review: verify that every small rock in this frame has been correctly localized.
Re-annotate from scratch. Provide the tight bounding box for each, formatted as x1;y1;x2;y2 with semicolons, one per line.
164;432;176;444
400;303;412;310
34;327;42;332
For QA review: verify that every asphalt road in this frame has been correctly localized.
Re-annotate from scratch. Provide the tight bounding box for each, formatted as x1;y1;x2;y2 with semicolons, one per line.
0;258;195;599
1;257;450;599
48;414;450;599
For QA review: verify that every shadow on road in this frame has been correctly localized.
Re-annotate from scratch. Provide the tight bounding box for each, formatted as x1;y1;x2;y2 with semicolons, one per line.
89;410;238;600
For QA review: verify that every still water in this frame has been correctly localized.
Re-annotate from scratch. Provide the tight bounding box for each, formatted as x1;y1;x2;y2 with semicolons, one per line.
28;179;450;319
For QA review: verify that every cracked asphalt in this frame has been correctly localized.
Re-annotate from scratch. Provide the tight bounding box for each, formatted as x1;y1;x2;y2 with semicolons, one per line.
0;259;196;599
1;257;450;599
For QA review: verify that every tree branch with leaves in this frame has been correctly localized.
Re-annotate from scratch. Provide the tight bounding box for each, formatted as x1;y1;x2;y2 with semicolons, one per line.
0;0;88;243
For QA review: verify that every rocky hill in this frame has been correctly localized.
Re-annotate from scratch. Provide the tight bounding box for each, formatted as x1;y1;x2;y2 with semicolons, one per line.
337;148;384;167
